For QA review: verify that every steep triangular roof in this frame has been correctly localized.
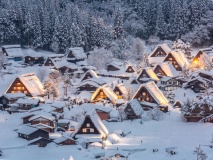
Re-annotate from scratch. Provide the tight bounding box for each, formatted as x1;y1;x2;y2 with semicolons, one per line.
6;73;45;97
149;43;171;57
66;47;86;59
91;85;118;103
137;67;159;81
74;110;109;137
132;81;168;105
154;62;179;77
164;50;189;68
124;99;144;116
81;69;99;82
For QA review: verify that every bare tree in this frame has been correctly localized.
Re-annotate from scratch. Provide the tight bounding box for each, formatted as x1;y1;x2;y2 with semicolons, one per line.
124;86;135;101
193;145;208;160
37;68;48;83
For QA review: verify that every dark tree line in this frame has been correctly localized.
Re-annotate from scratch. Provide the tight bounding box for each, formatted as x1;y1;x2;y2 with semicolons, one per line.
0;0;212;53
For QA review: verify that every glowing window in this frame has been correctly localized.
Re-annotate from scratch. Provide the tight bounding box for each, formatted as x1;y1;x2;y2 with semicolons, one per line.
86;123;90;127
90;128;94;133
82;128;87;133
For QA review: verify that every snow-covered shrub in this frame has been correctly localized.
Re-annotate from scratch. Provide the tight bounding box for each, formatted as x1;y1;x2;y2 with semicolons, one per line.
146;108;165;121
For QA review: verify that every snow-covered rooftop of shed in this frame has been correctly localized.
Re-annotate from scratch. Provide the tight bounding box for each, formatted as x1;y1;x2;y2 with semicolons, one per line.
3;45;24;57
51;101;65;109
32;123;54;129
79;103;112;113
76;91;92;100
54;59;78;69
67;47;86;59
17;98;39;105
17;125;38;135
54;136;74;144
29;114;55;121
3;93;26;99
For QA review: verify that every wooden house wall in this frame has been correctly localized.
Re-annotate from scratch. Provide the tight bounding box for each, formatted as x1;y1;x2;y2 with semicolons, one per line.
154;65;167;77
125;66;135;73
6;78;31;97
151;47;167;57
53;108;63;113
93;89;110;102
31;119;54;127
30;138;52;147
77;84;98;93
124;104;139;119
44;58;54;66
67;51;75;58
18;129;49;140
107;65;120;71
59;139;76;145
164;53;182;71
96;111;109;120
199;73;213;81
81;72;93;81
113;86;123;99
185;80;205;93
76;116;100;134
23;115;34;124
137;70;149;83
133;87;157;104
25;56;44;65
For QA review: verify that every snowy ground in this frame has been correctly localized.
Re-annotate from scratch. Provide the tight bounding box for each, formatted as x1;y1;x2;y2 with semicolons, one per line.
1;108;213;160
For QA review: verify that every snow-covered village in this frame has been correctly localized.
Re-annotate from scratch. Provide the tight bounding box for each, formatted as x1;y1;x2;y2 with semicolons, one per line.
1;0;213;160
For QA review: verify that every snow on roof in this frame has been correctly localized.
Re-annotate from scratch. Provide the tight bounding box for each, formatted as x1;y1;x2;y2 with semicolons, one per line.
54;136;75;144
29;114;55;121
160;76;172;82
105;150;129;158
109;109;119;118
23;49;45;58
81;69;99;81
87;110;109;137
166;50;189;68
149;43;171;57
51;101;65;109
79;103;112;113
54;59;78;69
160;62;179;77
74;110;109;138
133;81;168;105
6;73;45;97
17;98;39;105
91;85;118;103
140;101;158;107
81;78;106;86
17;125;39;135
125;99;144;116
77;80;101;89
67;47;86;59
32;123;54;129
3;93;26;99
48;54;64;58
115;83;128;95
2;44;21;49
137;67;159;81
76;91;92;100
3;46;24;57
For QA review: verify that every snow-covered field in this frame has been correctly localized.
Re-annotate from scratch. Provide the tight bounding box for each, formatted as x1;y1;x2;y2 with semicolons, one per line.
1;108;213;160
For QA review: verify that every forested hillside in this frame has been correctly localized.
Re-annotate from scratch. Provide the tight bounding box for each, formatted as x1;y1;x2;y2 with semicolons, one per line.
0;0;213;53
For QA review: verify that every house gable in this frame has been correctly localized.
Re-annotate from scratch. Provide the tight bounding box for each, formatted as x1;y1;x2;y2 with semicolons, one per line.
137;69;149;82
92;89;110;102
125;66;135;73
192;51;203;64
133;86;157;104
67;51;75;59
76;116;100;134
107;64;120;71
81;72;93;81
6;78;31;96
151;47;167;57
154;65;167;77
164;53;182;71
44;57;54;66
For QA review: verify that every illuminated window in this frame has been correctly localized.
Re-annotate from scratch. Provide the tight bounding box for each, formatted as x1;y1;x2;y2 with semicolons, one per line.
17;87;22;90
90;128;94;133
12;91;15;93
35;58;38;60
138;97;141;101
22;87;25;90
142;92;146;96
115;91;120;95
24;91;28;94
17;83;21;86
28;58;31;60
82;128;87;133
169;58;173;60
14;87;16;90
146;97;149;101
86;123;90;127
